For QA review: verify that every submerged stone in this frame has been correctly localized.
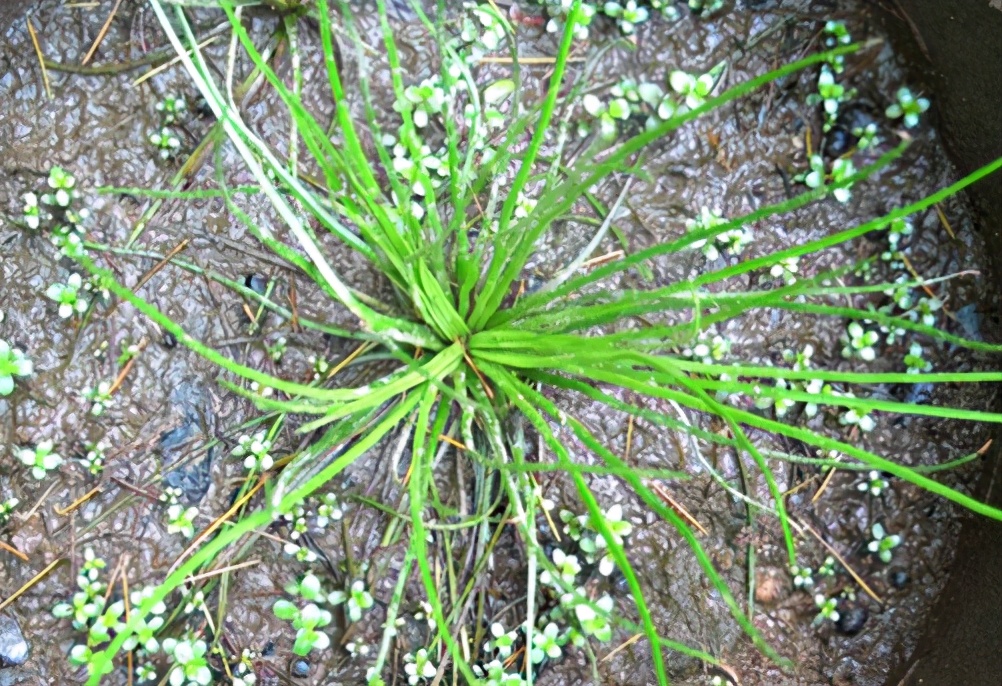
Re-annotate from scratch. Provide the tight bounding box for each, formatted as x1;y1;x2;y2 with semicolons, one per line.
291;659;310;678
835;603;869;636
0;614;28;667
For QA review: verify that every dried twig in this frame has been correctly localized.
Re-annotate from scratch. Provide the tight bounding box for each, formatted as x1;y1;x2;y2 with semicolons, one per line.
82;0;123;65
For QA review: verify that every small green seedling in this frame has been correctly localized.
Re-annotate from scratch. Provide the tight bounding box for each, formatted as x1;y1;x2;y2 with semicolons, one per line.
156;95;187;124
485;622;518;658
603;1;649;34
886;87;929;128
283;541;318;563
858;470;889;496
473;659;528;686
459;3;507;53
669;61;725;110
402;78;449;128
818;556;837;577
770;256;800;285
315;492;343;528
540;548;581;587
18;440;63;480
543;1;596;41
529;622;564;664
841;322;880;361
83;381;114;416
232;431;274;471
572;593;614;641
166;504;199;539
46;273;89;319
404;648;437;685
0;338;33;396
273;601;332;655
829;158;856;202
816;67;846;122
813;594;840;625
81;441;108;476
904;342;932;374
838;397;876;432
266;336;287;363
329;579;374;622
687;0;724;17
0;497;19;526
868;522;901;563
149;127;181;160
42;166;78;207
854;122;879;150
162;636;213;686
911;296;942;327
22;192;41;229
791;565;814;589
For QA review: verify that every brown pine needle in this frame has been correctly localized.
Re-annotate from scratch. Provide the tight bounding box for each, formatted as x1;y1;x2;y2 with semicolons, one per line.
288;279;301;332
168;475;268;575
934;202;956;239
647;480;709;536
82;0;123;65
601;632;643;662
783;475;819;497
184;558;260;583
811;466;839;503
438;434;467;451
122;572;134;686
0;558;63;612
624;415;634;462
26;18;51;100
134;239;190;293
325;342;372;381
132;35;221;87
54;486;102;516
108;338;146;394
792;516;882;604
462;347;494;400
582;250;624;269
21;481;59;522
0;541;29;562
102;553;129;603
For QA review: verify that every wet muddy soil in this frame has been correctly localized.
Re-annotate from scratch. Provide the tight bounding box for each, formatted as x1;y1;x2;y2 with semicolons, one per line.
1;2;998;685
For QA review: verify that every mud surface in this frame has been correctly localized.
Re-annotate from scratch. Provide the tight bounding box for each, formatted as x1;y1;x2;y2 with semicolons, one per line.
0;2;998;685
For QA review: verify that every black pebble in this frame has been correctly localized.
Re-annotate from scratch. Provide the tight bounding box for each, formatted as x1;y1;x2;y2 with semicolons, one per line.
244;274;268;296
291;659;310;678
836;603;868;636
823;126;854;158
889;569;909;589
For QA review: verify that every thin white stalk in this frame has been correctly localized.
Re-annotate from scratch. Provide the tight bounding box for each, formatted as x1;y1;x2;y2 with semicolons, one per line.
539;176;633;294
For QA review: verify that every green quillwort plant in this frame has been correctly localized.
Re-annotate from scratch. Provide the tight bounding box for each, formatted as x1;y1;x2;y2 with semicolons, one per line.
78;2;1002;684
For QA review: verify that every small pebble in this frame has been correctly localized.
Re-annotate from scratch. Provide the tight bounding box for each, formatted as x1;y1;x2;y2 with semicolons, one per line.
0;614;29;667
835;603;868;636
291;659;310;678
244;274;268;296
